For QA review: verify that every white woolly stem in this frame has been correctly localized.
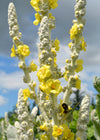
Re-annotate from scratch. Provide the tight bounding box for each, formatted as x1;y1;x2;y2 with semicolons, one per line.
63;0;87;105
76;95;90;140
15;89;34;140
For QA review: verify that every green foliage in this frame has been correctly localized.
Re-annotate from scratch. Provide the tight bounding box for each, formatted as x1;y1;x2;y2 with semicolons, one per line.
33;117;41;139
69;110;79;133
96;94;100;120
93;76;100;93
8;112;18;125
87;125;96;140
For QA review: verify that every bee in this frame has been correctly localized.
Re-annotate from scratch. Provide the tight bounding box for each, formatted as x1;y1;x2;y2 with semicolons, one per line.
62;102;80;114
62;103;70;113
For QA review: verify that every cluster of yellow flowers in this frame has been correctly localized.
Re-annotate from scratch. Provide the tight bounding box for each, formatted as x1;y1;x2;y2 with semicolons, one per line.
75;59;83;73
33;13;55;26
33;12;41;25
40;79;62;95
30;0;40;12
40;123;75;140
11;45;16;57
80;37;87;51
37;65;51;82
64;22;86;90
49;13;55;20
30;0;58;12
69;23;87;52
48;0;58;9
30;60;37;72
50;38;60;68
52;124;75;140
73;75;81;90
40;134;50;140
22;88;31;101
69;23;83;40
40;122;48;131
37;65;62;96
53;38;60;51
11;44;30;57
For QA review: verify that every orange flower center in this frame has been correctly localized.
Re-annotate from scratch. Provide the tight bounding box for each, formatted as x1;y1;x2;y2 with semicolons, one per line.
51;84;56;89
57;128;62;135
40;69;45;74
23;48;26;52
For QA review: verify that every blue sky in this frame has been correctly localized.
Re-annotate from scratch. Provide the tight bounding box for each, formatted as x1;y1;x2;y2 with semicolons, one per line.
0;0;100;117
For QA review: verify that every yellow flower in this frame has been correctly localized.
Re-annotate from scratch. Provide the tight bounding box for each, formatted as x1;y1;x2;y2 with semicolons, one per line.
45;79;62;95
48;0;58;9
33;13;41;25
22;88;30;101
40;134;50;140
65;59;70;63
69;23;82;40
51;48;56;55
76;137;81;140
62;124;75;140
68;42;72;48
63;71;69;81
75;59;83;73
13;36;20;47
40;122;48;131
11;45;16;57
30;60;37;71
53;38;60;51
75;75;81;89
42;50;46;54
81;37;87;51
17;44;30;57
39;82;47;93
37;65;51;82
28;129;33;133
30;0;40;12
16;103;18;108
76;78;81;89
54;57;57;67
52;125;63;137
62;124;69;139
33;82;36;87
69;23;78;39
48;57;52;61
49;13;55;20
46;95;49;100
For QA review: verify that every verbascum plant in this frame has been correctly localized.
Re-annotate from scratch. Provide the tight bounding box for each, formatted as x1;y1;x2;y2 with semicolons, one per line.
63;0;87;105
1;113;9;140
76;95;90;140
91;76;100;140
1;120;6;140
8;0;88;140
15;89;34;140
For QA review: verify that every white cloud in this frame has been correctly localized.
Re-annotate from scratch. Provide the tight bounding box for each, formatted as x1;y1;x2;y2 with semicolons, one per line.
0;69;39;90
57;44;70;66
0;71;26;90
0;95;8;106
2;89;8;94
80;70;93;82
81;83;94;97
